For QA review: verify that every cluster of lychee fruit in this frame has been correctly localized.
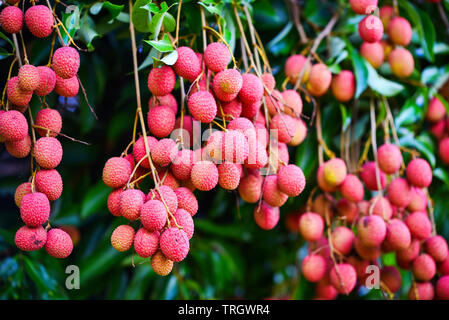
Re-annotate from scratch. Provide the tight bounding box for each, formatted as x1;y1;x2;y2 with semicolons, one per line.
425;96;449;165
287;144;449;299
103;41;309;275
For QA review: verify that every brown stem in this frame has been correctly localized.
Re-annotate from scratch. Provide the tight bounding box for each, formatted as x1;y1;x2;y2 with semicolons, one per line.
370;98;384;196
289;0;308;44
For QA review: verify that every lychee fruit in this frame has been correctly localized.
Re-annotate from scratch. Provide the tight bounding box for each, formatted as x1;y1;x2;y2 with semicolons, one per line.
340;174;364;202
191;161;218;191
33;137;62;169
133;228;159;258
406;211;432;240
5;134;31;158
20;192;50;227
387;177;412;208
299;212;324;242
107;189;123;216
426;97;446;123
171;149;195;181
188;91;217;123
147;66;176;96
238;73;264;105
359;15;384;43
204;42;230;72
331;70;355;102
140;199;167;231
262;174;288;207
360;161;387;191
379;5;394;28
24;5;53;38
360;41;384;69
111;225;135;252
330;263;357;295
357;215;387;247
396;239;420;265
354;236;381;261
238;172;262;203
119;189;145;221
218;162;241;190
35;169;63;201
430;120;447;140
389;48;414;78
261;73;276;92
35;108;62;137
408;282;434;300
14;182;32;207
385;218;411;251
317;165;337;193
54;75;79;97
151;250;173;276
331;226;355;256
424;236;448;262
440;255;449;275
35;66;56;96
439;138;449;165
220;99;242;120
0;6;23;34
306;63;332;97
132;135;158;169
269;113;297;143
322;158;347;187
171;208;194;239
277;164;306;197
407;187;428;212
281;89;303;116
377;143;402;174
173;46;201;81
44;228;73;258
436;275;449;300
406;158;432;188
151;138;177;167
222;129;249;163
102;157;132;188
388;17;412;47
315;281;338;300
413;253;436;281
284;54;310;84
288;118;308;147
302;254;326;283
174;187;198;217
253;201;280;230
15;225;47;251
147;185;178;214
18;64;40;91
149;93;178;114
6;76;33;106
349;0;378;14
380;266;402;293
52;46;80;79
336;199;359;223
0;110;28;142
159;227;190;262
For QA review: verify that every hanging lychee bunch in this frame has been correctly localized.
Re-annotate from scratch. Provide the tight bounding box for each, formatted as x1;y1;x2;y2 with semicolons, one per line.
102;2;308;276
424;96;449;166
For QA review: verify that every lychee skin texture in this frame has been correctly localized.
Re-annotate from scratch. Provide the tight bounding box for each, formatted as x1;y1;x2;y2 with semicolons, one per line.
302;255;326;283
33;137;62;169
277;164;306;197
140;200;167;232
119;189;144;221
436;276;449;300
238;173;262;203
172;208;194;239
147;66;176;96
407;187;428;212
381;266;402;293
0;110;28;142
45;228;73;258
359;15;384;43
440;256;449;275
133;136;158;169
408;282;435;300
387;178;412;208
261;73;276;92
55;75;79;97
0;6;23;34
349;0;378;14
330;264;357;295
406;158;432;188
396;239;420;264
317;165;337;193
6;76;33;107
357;215;387;247
340;174;364;203
439;138;449;165
238;74;264;105
406;211;432;240
35;66;56;96
24;5;54;38
35;108;62;137
174;187;198;216
385;219;411;251
35;169;63;201
148;186;178;214
107;189;123;216
151;250;174;276
213;69;243;96
191;161;218;191
149;94;178;114
20;192;50;227
299;212;324;242
52;46;80;79
204;42;230;73
188;91;217;123
360;42;384;68
282;89;303;116
6;134;31;158
306;63;332;97
15;225;47;251
102;157;132;188
331;226;355;256
262;175;288;208
151;138;178;167
284;54;310;84
389;48;414;78
377;143;402;174
336;198;359;224
218;162;241;190
426;97;446;123
159;227;190;262
221;99;242;121
171;149;195;181
270;113;297;144
253;201;280;230
360;161;387;191
388;17;412;47
413;253;436;282
14;182;32;207
18;64;40;91
354;236;381;261
111;225;135;252
424;236;449;262
323;158;347;187
173;46;201;81
134;228;159;258
331;70;355;102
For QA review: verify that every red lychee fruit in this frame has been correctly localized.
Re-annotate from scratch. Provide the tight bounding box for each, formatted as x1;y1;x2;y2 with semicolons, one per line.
253;201;280;230
45;228;73;258
388;177;412;208
217;162;241;190
349;0;378;14
159;227;190;262
340;174;364;203
54;75;79;97
299;212;324;242
188;91;217;123
407;187;428;212
52;46;80;79
102;157;132;188
388;17;412;47
220;99;242;120
440;255;449;275
377;143;402;174
302;254;326;283
261;73;276;92
132;135;158;169
436;276;449;300
369;196;393;219
149;94;178;114
222;130;249;163
284;54;311;84
396;239;420;267
0;110;28;142
282;89;303;116
171;149;195;181
33;137;62;169
360;161;387;191
241;100;261;119
424;236;448;262
381;266;402;293
379;5;394;28
174;187;198;217
171;208;194;239
204;42;230;72
413;253;436;281
322;158;347;187
151;250;174;276
357;215;387;247
430;120;446;140
148;185;178;213
306;63;332;97
408;282;434;300
107;189;123;216
191;161;218;191
18;64;40;91
315;281;338;300
265;90;283;116
406;158;432;188
5;134;31;158
312;194;333;218
385;218;411;251
359;15;384;43
20;192;50;227
35;169;63;201
276;164;306;197
159;170;180;190
439;138;449;165
331;70;355;102
212;69;242;102
426;97;446;123
269;113;297;144
406;211;432;240
336;198;359;223
331;226;355;256
238;73;264;105
35;66;56;96
288;118;308;147
151;138;177;167
14;182;32;207
262;174;288;208
389;48;414;78
317;165;337;193
173;46;201;81
35;108;62;137
0;6;23;34
6;76;33;106
354;236;381;261
330;263;357;295
134;228;159;258
119;189;145;221
140;199;167;232
238;172;262;203
15;225;47;251
111;225;135;252
147;65;176;96
24;5;53;38
360;41;384;68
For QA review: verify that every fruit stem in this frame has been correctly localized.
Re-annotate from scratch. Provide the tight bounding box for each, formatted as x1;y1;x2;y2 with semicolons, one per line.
32;124;90;145
1;57;17;109
370;98;384;197
289;0;308;44
174;0;183;47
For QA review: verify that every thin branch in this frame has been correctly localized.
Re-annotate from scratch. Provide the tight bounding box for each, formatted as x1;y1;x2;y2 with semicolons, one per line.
289;0;308;44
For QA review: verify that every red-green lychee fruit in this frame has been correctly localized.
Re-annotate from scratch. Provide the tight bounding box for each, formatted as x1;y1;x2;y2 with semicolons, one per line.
204;42;230;72
377;143;402;174
238;73;264;105
413;253;436;281
147;65;176;96
5;134;31;158
306;63;332;97
35;169;63;201
340;174;364;203
424;236;448;262
159;227;190;262
388;177;412;208
171;208;194;239
35;66;56;96
119;189;145;221
140;199;167;231
407;187;428;212
426;97;446;123
149;93;178;114
33;137;62;169
188;91;217;123
262;174;288;207
132;136;158;169
269;113;297;144
45;228;73;258
408;282;434;300
52;46;80;79
134;228;159;258
151;138;177;167
381;266;402;293
439;137;449;165
379;5;394;28
0;110;28;142
388;17;412;47
54;75;79;97
389;48;414;78
102;157;132;188
331;70;355;102
217;162;241;190
0;6;23;34
24;5;53;38
107;189;123;216
349;0;378;14
284;54;310;84
330;263;357;295
288;118;308;147
322;158;347;187
20;192;50;227
317;165;337;193
14;182;32;207
406;158;432;188
331;226;355;256
360;161;387;191
360;41;384;68
436;275;449;300
336;199;359;223
385;218;411;251
173;46;201;81
357;215;387;247
359;15;384;43
111;225;135;252
191;161;218;191
35;108;62;137
174;187;198;217
147;185;178;213
299;212;324;242
253;201;280;230
15;225;47;251
6;76;33;106
277;164;306;197
302;254;326;283
405;211;432;240
18;64;40;91
238;172;262;203
151;250;173;276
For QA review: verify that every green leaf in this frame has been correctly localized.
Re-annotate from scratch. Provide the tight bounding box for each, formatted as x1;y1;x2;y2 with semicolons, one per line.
0;31;13;47
348;46;368;98
339;104;352;132
144;34;174;52
132;0;153;33
198;1;224;16
434;168;449;189
365;61;404;97
138;48;159;70
80;181;110;218
160;50;178;65
90;1;124;22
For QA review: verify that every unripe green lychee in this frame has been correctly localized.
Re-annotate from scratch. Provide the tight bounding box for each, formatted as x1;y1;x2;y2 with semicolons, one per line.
388;17;412;47
35;169;63;201
385;218;411;251
14;182;32;207
408;282;434;300
253;201;280;230
204;42;230;73
134;228;159;258
277;164;306;197
388;177;412;208
20;192;50;227
6;76;33;106
357;215;387;247
381;266;402;293
360;41;384;69
54;75;79;97
349;0;378;14
302;254;327;283
33;137;62;169
262;174;288;207
330;263;357;295
405;211;432;240
5;134;31;158
24;5;53;38
0;6;23;34
149;93;178;114
238;73;264;105
111;225;135;252
413;253;436;281
331;70;355;102
424;236;448;262
15;225;47;251
331;226;355;256
160;227;190;262
377;143;402;174
173;46;201;81
306;63;332;97
35;108;62;137
322;158;347;187
406;158;432;188
284;54;310;84
119;189;145;221
102;157;132;188
151;250;173;276
299;212;324;242
360;161;387;191
389;48;414;78
35;66;56;96
171;208;194;239
359;15;384;43
191;161;218;191
188;91;217;123
18;64;40;91
340;174;364;203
